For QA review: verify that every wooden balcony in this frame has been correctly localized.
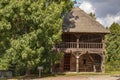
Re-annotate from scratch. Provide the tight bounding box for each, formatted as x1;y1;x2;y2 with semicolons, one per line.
55;42;104;53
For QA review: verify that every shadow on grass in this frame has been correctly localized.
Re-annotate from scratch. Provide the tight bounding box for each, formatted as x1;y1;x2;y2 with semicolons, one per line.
8;73;66;80
42;73;65;77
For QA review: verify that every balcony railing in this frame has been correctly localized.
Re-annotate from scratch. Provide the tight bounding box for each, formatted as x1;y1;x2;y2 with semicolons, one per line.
56;42;103;49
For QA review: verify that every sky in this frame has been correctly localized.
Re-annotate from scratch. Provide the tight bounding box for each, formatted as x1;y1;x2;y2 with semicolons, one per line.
73;0;120;27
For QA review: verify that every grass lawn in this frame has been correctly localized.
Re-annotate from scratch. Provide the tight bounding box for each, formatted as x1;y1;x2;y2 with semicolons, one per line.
7;71;120;80
106;71;120;75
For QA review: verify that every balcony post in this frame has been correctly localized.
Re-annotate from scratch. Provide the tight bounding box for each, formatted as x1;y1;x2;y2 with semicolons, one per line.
76;37;79;48
102;36;105;49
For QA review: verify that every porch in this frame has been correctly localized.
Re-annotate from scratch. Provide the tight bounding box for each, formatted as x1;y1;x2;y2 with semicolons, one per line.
56;53;104;73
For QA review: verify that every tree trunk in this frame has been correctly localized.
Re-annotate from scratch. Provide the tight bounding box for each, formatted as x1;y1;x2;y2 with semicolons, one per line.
24;26;29;34
25;69;31;76
25;64;30;76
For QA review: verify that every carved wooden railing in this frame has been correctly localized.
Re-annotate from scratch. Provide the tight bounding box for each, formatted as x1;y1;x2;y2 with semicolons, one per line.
56;42;103;49
56;42;77;48
79;42;103;49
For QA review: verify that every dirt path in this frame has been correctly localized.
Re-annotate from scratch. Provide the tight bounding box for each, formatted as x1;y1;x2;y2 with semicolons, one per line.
37;75;120;80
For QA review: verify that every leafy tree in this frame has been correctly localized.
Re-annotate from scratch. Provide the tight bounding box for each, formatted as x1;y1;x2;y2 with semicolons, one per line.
109;22;120;34
0;0;73;75
106;22;120;71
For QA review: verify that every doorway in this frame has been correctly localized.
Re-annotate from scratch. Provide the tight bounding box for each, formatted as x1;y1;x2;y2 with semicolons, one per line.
64;53;71;71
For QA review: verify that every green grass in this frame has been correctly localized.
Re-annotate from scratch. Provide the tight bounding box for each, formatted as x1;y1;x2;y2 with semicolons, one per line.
105;71;120;75
8;74;39;80
7;71;120;80
56;72;107;76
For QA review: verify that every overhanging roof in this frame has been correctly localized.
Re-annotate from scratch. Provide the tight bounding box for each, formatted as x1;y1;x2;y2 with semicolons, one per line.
62;8;110;34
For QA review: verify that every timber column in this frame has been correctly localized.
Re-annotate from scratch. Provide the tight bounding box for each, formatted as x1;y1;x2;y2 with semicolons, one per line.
72;52;81;72
101;52;105;73
76;36;80;72
76;55;80;72
101;36;105;73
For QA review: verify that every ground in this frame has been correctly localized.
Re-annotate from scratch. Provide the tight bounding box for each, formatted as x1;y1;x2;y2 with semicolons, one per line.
8;73;120;80
38;75;120;80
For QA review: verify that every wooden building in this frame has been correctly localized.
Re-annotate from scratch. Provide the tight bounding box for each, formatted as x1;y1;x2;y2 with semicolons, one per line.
55;8;110;73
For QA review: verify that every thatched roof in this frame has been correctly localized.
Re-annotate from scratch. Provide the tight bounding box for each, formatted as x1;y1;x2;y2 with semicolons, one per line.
62;8;110;34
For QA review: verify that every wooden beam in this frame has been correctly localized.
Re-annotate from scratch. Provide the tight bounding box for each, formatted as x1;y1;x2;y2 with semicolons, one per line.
87;53;94;62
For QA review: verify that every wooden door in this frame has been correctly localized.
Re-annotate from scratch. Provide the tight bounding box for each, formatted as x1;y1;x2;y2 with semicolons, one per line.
64;54;71;71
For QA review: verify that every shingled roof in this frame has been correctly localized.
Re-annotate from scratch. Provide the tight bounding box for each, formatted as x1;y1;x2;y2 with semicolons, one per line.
62;8;110;34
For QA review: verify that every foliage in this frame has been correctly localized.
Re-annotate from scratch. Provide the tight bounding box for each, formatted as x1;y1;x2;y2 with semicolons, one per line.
0;0;73;75
105;22;120;71
109;22;120;34
89;12;96;19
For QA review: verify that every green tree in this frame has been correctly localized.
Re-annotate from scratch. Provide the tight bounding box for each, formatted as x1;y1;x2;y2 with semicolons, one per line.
106;22;120;71
0;0;73;75
109;22;120;34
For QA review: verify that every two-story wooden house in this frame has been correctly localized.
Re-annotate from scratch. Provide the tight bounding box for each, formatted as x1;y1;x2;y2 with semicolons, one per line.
55;8;110;73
